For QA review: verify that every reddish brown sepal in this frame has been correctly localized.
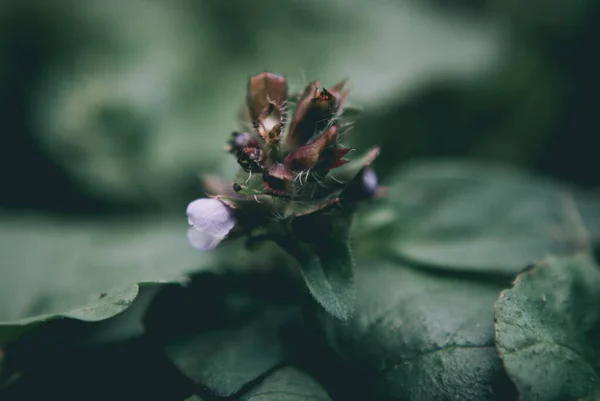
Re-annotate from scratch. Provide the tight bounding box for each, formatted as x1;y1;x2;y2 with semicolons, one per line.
247;72;288;123
263;163;294;195
326;80;349;111
288;87;338;146
286;81;320;147
284;126;338;171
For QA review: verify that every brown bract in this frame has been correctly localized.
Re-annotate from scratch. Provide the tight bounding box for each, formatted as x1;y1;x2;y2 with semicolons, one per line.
285;81;348;147
318;147;352;170
263;163;294;195
327;80;349;110
284;125;338;171
247;72;288;123
286;81;320;147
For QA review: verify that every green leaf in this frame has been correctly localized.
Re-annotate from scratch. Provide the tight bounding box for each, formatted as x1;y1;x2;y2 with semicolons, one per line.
145;271;305;398
278;212;356;320
163;302;298;397
320;261;512;401
300;243;355;321
494;255;600;401
240;366;332;401
358;160;590;275
0;215;214;345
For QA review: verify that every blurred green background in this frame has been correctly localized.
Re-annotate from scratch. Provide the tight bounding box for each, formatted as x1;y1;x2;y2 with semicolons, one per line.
2;0;598;217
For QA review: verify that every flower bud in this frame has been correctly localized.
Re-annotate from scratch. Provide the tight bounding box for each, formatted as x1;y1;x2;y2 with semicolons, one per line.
186;198;236;250
286;81;347;147
362;167;378;196
286;81;319;147
263;163;294;195
326;80;349;111
341;167;378;201
238;146;265;172
284;126;338;171
247;72;288;123
318;147;351;170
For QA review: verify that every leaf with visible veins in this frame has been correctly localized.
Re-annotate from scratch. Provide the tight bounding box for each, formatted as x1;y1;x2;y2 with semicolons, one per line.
319;261;514;401
495;255;600;401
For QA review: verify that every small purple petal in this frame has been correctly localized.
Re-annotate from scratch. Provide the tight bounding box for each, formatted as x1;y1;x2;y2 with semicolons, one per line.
362;167;378;197
340;167;378;201
186;227;222;251
186;199;236;250
186;198;236;238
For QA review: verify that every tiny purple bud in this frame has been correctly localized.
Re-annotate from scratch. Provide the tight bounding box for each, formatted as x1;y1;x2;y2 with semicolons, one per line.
186;198;236;250
362;167;378;197
341;167;378;201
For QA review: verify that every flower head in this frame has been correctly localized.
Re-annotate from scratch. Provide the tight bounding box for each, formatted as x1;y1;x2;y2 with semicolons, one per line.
186;72;382;321
187;71;380;250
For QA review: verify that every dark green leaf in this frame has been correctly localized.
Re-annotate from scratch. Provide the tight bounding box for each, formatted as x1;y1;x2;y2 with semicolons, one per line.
320;261;512;401
357;160;590;275
240;366;332;401
495;255;600;401
298;242;355;321
277;212;356;320
165;305;298;397
30;1;500;209
315;239;355;316
0;215;216;345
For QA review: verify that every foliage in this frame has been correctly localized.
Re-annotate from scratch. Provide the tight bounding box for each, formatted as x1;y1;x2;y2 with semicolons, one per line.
1;1;600;399
1;160;599;400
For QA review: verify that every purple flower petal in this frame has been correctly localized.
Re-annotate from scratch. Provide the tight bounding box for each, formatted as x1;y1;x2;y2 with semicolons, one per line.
362;167;378;198
186;227;223;251
186;198;236;250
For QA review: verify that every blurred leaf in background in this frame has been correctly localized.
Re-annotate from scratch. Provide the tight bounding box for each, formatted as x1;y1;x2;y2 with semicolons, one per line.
353;0;600;185
0;217;205;344
1;0;503;213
